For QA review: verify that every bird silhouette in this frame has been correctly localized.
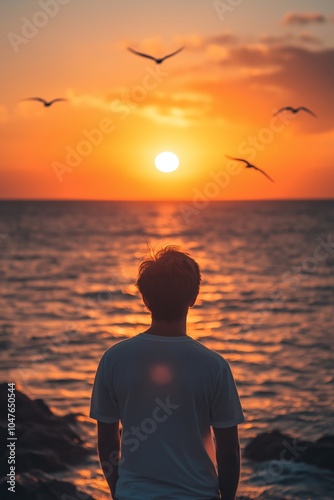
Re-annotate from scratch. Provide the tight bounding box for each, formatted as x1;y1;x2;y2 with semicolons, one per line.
21;97;68;107
226;155;275;183
127;46;184;64
273;106;317;118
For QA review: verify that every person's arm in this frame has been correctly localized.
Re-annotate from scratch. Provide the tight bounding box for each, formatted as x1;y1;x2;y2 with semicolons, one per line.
212;425;241;500
97;421;121;500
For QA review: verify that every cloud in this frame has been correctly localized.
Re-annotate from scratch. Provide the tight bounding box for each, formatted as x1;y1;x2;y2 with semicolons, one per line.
168;42;332;134
130;91;212;127
282;12;327;25
259;33;321;46
155;91;211;104
131;104;200;127
65;90;113;112
159;32;239;51
221;44;272;67
259;34;294;45
221;45;334;132
118;31;239;59
67;35;334;135
205;32;239;46
65;88;213;127
297;32;322;44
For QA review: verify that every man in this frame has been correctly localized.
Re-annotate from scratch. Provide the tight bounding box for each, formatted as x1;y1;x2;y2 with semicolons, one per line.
90;246;245;500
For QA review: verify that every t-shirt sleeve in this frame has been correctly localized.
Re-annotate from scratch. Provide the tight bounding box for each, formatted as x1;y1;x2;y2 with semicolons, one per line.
210;359;245;428
90;351;120;423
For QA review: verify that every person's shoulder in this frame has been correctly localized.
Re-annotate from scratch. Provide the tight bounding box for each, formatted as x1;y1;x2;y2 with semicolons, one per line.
188;338;229;366
102;335;140;359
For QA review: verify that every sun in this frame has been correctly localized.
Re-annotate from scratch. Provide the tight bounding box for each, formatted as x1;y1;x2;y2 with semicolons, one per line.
154;152;179;173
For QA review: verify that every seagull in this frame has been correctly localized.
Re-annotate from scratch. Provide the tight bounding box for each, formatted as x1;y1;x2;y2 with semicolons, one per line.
273;106;317;118
226;155;275;183
127;46;184;64
20;97;68;107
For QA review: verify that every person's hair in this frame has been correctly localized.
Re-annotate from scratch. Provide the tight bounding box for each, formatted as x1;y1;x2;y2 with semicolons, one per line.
136;245;201;322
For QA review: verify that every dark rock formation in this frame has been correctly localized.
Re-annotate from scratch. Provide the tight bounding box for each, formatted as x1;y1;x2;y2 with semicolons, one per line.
0;383;91;478
298;435;334;472
0;472;96;500
244;430;334;473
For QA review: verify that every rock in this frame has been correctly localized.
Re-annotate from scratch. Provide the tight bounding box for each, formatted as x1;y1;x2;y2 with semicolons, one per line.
0;383;91;477
0;472;96;500
0;384;53;423
299;435;334;472
244;430;334;473
244;430;311;462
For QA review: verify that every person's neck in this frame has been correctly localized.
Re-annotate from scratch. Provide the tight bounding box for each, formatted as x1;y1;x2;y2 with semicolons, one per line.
144;317;187;337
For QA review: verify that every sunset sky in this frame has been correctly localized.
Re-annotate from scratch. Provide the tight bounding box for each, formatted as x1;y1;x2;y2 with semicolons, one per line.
1;0;334;200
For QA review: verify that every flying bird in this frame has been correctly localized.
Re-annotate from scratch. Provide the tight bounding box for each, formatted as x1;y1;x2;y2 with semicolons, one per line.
273;106;317;118
226;155;275;183
127;46;184;64
20;97;68;107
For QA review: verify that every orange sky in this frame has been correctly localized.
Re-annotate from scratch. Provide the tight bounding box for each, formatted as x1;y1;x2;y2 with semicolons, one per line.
1;0;334;200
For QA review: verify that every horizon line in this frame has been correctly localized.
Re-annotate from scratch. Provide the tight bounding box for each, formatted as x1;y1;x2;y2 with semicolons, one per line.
0;197;333;203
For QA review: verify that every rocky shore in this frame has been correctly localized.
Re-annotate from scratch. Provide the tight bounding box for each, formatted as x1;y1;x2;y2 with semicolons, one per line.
244;429;334;473
1;384;332;499
0;383;94;499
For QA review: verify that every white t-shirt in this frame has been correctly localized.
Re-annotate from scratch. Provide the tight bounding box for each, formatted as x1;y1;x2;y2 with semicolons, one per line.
90;333;245;500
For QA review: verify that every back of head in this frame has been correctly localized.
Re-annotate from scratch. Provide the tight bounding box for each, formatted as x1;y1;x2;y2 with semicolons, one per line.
136;245;201;322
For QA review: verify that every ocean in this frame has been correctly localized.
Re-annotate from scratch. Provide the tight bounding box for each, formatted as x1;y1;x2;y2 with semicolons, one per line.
0;200;333;499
